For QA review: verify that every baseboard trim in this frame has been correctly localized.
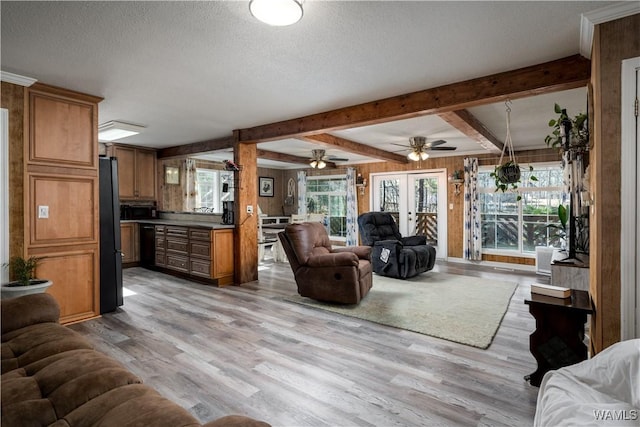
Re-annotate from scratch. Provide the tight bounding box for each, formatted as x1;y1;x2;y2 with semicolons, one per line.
446;257;537;273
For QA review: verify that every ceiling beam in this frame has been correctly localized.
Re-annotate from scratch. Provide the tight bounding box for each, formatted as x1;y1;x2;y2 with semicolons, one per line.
237;55;590;143
438;109;504;152
256;149;336;168
299;133;409;164
158;135;235;159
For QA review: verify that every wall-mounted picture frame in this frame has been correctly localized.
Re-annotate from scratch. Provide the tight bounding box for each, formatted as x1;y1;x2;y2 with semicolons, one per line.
165;166;180;185
259;176;274;197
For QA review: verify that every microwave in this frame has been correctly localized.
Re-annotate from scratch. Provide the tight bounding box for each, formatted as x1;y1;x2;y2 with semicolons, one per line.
121;205;157;220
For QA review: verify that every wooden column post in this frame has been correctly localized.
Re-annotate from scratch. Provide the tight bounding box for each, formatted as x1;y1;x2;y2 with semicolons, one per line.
233;137;258;284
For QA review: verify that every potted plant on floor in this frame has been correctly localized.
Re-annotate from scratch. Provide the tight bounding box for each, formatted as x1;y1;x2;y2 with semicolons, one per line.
1;256;52;299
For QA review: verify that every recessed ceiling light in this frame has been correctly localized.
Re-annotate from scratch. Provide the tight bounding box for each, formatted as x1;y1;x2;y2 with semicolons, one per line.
98;121;146;141
249;0;303;26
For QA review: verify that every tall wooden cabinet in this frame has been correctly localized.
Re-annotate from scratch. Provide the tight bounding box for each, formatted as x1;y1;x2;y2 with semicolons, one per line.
24;83;102;324
110;145;156;201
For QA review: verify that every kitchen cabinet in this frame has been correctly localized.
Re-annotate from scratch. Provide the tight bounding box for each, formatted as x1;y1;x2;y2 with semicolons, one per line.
153;225;234;285
111;145;156;201
120;222;139;264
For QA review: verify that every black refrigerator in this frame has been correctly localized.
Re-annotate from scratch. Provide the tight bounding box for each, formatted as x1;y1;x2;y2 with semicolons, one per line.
99;156;123;313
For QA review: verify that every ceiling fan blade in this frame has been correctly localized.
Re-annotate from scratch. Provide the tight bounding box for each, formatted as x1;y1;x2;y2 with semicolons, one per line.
430;146;457;151
327;156;349;162
390;142;410;148
425;139;447;148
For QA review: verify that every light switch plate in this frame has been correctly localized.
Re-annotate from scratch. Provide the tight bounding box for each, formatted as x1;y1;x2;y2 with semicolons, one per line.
449;203;454;210
246;205;253;214
38;205;49;218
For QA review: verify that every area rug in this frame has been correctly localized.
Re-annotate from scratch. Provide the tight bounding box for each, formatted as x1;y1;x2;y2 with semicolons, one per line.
284;272;517;349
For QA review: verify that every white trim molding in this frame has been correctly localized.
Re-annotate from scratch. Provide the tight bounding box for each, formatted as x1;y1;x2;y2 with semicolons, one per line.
620;56;640;340
580;2;640;58
0;71;37;87
1;109;9;284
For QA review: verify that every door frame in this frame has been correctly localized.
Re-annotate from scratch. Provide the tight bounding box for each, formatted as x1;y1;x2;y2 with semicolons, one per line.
370;169;448;260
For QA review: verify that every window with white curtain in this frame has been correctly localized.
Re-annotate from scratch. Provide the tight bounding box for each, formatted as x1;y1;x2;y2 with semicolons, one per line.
478;162;565;255
306;175;347;240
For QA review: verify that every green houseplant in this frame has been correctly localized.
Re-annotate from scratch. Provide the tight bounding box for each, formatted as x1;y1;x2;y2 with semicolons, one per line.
1;256;51;299
545;103;588;151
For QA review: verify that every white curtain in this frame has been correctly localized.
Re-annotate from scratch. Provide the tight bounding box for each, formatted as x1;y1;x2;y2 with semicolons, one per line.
463;157;482;260
184;158;197;212
345;168;358;246
297;171;307;215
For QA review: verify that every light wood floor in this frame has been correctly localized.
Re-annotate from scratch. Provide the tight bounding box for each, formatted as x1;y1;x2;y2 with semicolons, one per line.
69;260;547;427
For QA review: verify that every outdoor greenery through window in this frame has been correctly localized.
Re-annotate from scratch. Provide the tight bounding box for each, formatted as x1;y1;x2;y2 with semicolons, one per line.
195;169;234;213
306;175;347;240
478;163;564;255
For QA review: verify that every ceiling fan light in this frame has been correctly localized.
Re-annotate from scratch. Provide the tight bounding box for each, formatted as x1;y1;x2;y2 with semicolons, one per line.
249;0;303;26
420;151;429;160
310;160;318;168
317;160;326;169
407;151;420;161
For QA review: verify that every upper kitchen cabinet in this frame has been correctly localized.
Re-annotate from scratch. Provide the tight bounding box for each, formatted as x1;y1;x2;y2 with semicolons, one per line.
110;145;156;201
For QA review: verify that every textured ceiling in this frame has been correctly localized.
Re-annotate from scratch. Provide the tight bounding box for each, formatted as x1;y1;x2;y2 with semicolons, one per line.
1;1;612;168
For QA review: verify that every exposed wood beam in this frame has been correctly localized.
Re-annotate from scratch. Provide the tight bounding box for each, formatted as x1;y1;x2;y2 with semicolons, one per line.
256;149;336;168
158;135;235;159
438;109;504;152
299;133;409;164
237;55;590;143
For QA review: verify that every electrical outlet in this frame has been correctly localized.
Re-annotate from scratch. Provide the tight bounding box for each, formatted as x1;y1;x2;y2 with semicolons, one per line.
38;205;49;218
246;205;253;214
449;203;454;210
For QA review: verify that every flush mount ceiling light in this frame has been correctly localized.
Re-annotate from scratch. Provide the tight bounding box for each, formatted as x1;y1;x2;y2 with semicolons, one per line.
98;121;146;141
249;0;303;26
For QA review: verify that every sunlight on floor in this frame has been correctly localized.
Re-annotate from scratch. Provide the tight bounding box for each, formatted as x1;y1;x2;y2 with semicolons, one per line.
122;287;137;297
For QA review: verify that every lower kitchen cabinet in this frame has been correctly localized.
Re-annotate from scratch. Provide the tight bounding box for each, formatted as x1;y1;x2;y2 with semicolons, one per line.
153;225;234;285
120;223;139;264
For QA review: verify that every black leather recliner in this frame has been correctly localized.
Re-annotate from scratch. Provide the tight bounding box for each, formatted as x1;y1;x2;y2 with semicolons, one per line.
357;212;436;279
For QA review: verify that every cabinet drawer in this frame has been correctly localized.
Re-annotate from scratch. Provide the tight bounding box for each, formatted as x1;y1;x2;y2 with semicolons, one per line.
166;226;188;238
190;259;211;278
190;241;211;259
155;225;165;234
166;254;189;272
155;237;165;250
189;228;211;241
166;238;188;254
155;251;166;266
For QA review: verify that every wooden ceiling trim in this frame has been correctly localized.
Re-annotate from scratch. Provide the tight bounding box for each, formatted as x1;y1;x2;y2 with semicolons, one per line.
237;55;590;143
300;133;409;164
256;148;336;168
438;109;504;152
158;135;235;159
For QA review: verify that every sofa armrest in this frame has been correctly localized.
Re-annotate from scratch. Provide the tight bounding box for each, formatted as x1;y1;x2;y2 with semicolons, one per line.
307;252;359;267
1;293;60;335
401;235;427;246
333;246;372;260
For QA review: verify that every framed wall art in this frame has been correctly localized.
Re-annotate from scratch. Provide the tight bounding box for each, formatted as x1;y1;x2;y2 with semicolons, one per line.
259;176;274;197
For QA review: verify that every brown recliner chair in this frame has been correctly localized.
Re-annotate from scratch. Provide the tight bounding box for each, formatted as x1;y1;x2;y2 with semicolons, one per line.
278;222;373;304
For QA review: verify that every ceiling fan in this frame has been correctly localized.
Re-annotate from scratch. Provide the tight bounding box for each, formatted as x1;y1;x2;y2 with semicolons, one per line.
308;149;349;169
392;136;456;161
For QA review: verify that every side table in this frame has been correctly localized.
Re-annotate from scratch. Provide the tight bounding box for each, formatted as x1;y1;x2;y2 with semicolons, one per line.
524;289;593;387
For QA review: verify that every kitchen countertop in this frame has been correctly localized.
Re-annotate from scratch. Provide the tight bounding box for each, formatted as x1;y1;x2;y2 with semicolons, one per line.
121;219;234;230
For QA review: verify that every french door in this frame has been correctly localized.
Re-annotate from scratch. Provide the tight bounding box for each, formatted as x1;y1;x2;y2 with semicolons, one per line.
371;171;447;258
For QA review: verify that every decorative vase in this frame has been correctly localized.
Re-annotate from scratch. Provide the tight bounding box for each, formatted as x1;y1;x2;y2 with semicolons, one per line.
0;280;52;299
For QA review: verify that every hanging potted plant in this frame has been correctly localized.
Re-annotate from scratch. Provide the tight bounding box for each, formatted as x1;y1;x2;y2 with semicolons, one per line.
1;256;52;299
544;103;588;152
491;101;537;200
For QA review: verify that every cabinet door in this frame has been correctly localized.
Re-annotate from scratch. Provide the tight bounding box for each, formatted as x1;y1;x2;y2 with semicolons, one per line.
114;146;136;199
120;223;136;264
212;229;234;285
135;149;156;200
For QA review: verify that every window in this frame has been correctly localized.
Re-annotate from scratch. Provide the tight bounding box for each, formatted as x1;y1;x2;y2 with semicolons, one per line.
306;175;347;240
195;169;234;213
478;163;565;255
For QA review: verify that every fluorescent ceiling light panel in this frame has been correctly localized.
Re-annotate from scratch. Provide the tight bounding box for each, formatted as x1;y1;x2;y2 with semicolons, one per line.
98;121;145;141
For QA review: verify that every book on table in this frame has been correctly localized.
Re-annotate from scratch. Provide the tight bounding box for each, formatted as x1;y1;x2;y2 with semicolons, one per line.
531;283;571;298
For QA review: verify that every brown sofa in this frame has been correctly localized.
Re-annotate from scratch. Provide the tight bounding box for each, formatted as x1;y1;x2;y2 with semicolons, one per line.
1;293;270;427
278;222;373;304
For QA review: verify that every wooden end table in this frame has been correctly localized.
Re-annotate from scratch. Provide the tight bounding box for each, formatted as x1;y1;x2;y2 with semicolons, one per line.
524;289;593;387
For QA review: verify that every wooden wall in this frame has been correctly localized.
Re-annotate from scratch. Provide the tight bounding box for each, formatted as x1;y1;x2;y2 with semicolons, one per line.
1;82;25;262
589;13;640;354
